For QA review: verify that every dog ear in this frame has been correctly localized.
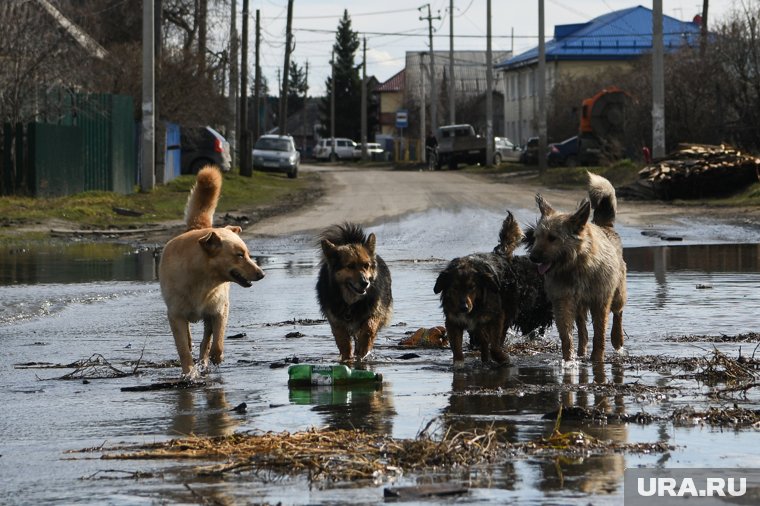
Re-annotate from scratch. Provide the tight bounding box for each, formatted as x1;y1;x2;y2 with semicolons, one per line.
365;233;376;256
321;238;338;260
433;269;450;294
199;231;223;255
535;194;554;217
569;198;591;232
225;225;243;235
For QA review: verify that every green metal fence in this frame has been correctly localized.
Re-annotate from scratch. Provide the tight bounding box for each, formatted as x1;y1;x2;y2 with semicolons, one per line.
0;93;136;197
28;123;84;197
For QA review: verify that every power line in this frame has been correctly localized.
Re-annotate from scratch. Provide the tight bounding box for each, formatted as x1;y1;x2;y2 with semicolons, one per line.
294;27;697;40
292;6;421;19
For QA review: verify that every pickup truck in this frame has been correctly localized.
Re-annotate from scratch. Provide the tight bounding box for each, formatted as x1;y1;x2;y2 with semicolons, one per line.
434;124;487;170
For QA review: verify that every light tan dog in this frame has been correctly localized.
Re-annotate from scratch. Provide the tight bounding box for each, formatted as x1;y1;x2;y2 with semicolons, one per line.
159;166;265;376
525;172;627;362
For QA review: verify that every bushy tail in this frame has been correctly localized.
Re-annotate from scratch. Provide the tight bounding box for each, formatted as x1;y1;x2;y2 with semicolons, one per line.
587;171;617;227
493;211;523;258
185;166;222;230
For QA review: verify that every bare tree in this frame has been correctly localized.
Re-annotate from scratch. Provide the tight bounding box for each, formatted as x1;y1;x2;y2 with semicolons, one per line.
0;2;99;124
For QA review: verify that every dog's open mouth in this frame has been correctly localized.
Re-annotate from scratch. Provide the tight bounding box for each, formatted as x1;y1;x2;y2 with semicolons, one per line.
537;262;553;275
230;269;253;288
347;281;368;295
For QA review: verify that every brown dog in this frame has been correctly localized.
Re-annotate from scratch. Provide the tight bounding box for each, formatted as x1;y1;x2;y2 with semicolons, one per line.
159;166;265;376
434;212;553;366
316;223;393;361
525;172;627;362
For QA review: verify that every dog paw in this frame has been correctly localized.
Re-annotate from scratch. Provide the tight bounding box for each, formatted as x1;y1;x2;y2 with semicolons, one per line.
210;351;224;366
182;366;203;381
452;360;467;371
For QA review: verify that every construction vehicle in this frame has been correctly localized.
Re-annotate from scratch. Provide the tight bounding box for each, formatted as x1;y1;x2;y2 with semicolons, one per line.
578;86;634;165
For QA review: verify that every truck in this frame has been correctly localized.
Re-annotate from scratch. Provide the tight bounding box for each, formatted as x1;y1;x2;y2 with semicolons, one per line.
434;124;487;170
578;86;635;165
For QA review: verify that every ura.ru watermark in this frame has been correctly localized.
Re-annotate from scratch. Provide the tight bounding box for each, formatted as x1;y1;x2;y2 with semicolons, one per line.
625;468;760;505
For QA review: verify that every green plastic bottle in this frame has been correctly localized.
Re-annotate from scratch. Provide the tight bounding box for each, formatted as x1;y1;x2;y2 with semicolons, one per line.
287;364;383;387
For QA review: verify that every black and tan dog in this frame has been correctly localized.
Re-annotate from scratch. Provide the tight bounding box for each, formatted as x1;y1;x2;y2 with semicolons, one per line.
159;166;265;376
316;223;393;361
525;172;627;363
434;212;553;366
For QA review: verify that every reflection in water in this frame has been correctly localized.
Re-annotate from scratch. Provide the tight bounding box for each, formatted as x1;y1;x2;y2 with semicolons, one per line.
446;362;631;497
625;243;760;310
169;386;239;437
0;242;159;285
543;362;628;497
289;383;396;434
625;243;760;273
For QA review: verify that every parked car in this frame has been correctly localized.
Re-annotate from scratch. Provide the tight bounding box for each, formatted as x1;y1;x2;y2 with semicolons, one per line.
493;137;521;164
314;138;358;161
435;124;486;169
547;136;580;167
352;142;385;160
252;134;300;178
180;126;231;174
518;137;539;165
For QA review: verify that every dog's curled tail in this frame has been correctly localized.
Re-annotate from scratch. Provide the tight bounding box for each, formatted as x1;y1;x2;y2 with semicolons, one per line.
493;211;523;258
587;171;617;227
185;166;222;230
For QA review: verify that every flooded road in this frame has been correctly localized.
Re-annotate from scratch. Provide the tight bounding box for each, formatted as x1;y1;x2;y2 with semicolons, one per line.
2;207;760;505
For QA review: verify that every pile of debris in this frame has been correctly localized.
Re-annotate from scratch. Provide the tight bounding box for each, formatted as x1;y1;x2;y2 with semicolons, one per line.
619;143;759;200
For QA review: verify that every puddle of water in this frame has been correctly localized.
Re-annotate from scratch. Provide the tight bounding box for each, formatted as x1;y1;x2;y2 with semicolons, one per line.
1;208;760;505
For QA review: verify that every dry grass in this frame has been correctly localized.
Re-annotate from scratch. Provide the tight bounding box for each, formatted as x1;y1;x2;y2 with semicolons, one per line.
80;422;670;483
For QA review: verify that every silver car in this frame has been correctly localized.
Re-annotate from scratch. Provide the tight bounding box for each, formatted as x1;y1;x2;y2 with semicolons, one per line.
252;135;300;178
493;137;521;165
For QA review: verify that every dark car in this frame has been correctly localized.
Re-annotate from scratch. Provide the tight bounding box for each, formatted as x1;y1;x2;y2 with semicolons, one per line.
547;136;580;167
519;137;539;165
180;126;231;174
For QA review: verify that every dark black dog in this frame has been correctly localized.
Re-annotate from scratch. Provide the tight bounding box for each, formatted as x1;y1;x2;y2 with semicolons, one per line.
317;223;393;361
434;212;553;365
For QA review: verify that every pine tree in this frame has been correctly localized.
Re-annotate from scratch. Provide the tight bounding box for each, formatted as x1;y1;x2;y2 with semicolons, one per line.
287;61;308;118
319;10;361;139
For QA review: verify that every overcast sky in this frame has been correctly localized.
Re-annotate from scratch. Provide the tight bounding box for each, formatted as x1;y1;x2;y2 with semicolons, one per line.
248;0;738;97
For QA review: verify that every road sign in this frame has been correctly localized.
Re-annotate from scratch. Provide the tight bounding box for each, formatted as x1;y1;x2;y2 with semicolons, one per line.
395;109;408;128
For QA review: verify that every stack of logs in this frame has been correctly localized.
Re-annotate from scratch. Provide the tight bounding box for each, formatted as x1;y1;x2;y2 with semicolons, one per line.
619;144;760;200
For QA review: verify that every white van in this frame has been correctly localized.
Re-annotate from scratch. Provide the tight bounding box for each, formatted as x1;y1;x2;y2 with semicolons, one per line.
314;138;358;161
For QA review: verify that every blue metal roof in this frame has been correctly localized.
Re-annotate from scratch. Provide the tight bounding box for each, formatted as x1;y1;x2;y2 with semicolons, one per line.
496;5;700;69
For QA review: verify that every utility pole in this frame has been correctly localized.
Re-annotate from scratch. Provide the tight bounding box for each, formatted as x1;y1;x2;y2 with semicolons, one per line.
330;49;336;158
700;0;709;57
198;0;207;74
303;61;309;152
239;0;251;176
141;0;155;191
448;0;455;124
420;4;441;132
254;9;261;140
361;37;368;160
419;53;426;163
652;0;665;159
227;0;238;169
485;0;493;167
279;0;294;135
537;0;547;176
